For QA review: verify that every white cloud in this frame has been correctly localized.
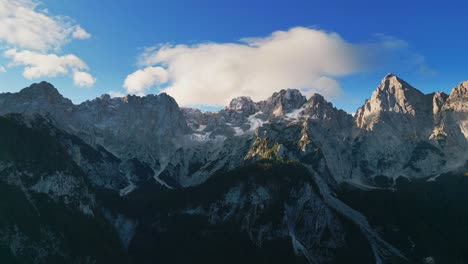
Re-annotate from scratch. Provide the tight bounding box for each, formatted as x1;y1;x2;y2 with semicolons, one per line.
0;0;90;51
127;27;407;107
72;25;91;40
107;90;126;98
4;49;87;78
0;65;5;72
4;49;95;86
123;66;169;95
73;70;95;87
127;27;427;107
0;0;94;87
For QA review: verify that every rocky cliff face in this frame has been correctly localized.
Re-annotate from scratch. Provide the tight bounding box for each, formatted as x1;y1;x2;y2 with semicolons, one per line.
355;73;433;134
0;114;134;263
0;76;467;188
0;76;467;264
72;93;189;171
0;84;188;187
350;74;468;183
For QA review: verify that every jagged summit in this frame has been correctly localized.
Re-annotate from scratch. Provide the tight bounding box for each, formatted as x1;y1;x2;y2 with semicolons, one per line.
355;74;433;130
0;82;73;117
268;88;306;103
21;81;58;93
377;73;423;95
383;72;396;78
449;80;468;99
436;81;468;140
305;93;327;106
227;96;256;112
263;88;307;116
302;93;348;119
18;81;69;103
1;77;467;264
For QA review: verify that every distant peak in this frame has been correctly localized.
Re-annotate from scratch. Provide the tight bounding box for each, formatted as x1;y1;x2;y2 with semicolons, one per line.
28;81;57;91
303;93;330;111
276;88;303;98
449;81;468;98
375;73;423;95
227;96;255;112
308;93;326;101
268;88;306;102
12;81;73;107
99;94;112;100
433;91;448;98
265;89;307;117
380;73;404;85
20;81;62;97
384;72;396;79
305;93;328;107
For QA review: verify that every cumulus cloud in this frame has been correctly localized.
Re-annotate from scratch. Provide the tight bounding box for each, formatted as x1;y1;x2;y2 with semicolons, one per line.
72;25;91;40
123;66;169;95
126;27;416;107
0;65;5;73
0;0;90;51
4;49;87;78
73;71;95;87
0;0;94;87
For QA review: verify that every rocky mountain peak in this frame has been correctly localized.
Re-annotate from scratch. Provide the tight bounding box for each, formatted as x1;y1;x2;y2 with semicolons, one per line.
355;74;432;130
18;81;71;105
449;81;468;99
0;81;73;118
438;81;468;140
441;81;468;112
227;96;256;113
376;73;422;98
383;72;396;79
99;94;112;101
301;93;333;118
305;93;328;108
264;88;307;116
302;93;349;119
22;81;58;93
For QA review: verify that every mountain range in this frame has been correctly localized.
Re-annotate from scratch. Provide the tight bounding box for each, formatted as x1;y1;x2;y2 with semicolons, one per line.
0;73;467;264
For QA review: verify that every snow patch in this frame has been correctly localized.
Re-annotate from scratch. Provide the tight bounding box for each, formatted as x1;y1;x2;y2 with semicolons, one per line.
232;126;244;136
196;125;207;132
285;107;305;120
247;111;265;132
190;132;212;142
190;132;227;143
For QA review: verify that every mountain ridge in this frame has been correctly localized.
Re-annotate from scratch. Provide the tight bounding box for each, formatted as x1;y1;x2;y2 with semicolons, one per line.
0;74;467;189
0;75;467;264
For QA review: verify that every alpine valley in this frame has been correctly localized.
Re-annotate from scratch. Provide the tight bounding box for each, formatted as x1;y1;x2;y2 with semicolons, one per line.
0;73;467;264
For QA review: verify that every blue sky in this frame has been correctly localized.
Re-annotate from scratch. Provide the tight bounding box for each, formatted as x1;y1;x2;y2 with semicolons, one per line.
0;0;467;113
